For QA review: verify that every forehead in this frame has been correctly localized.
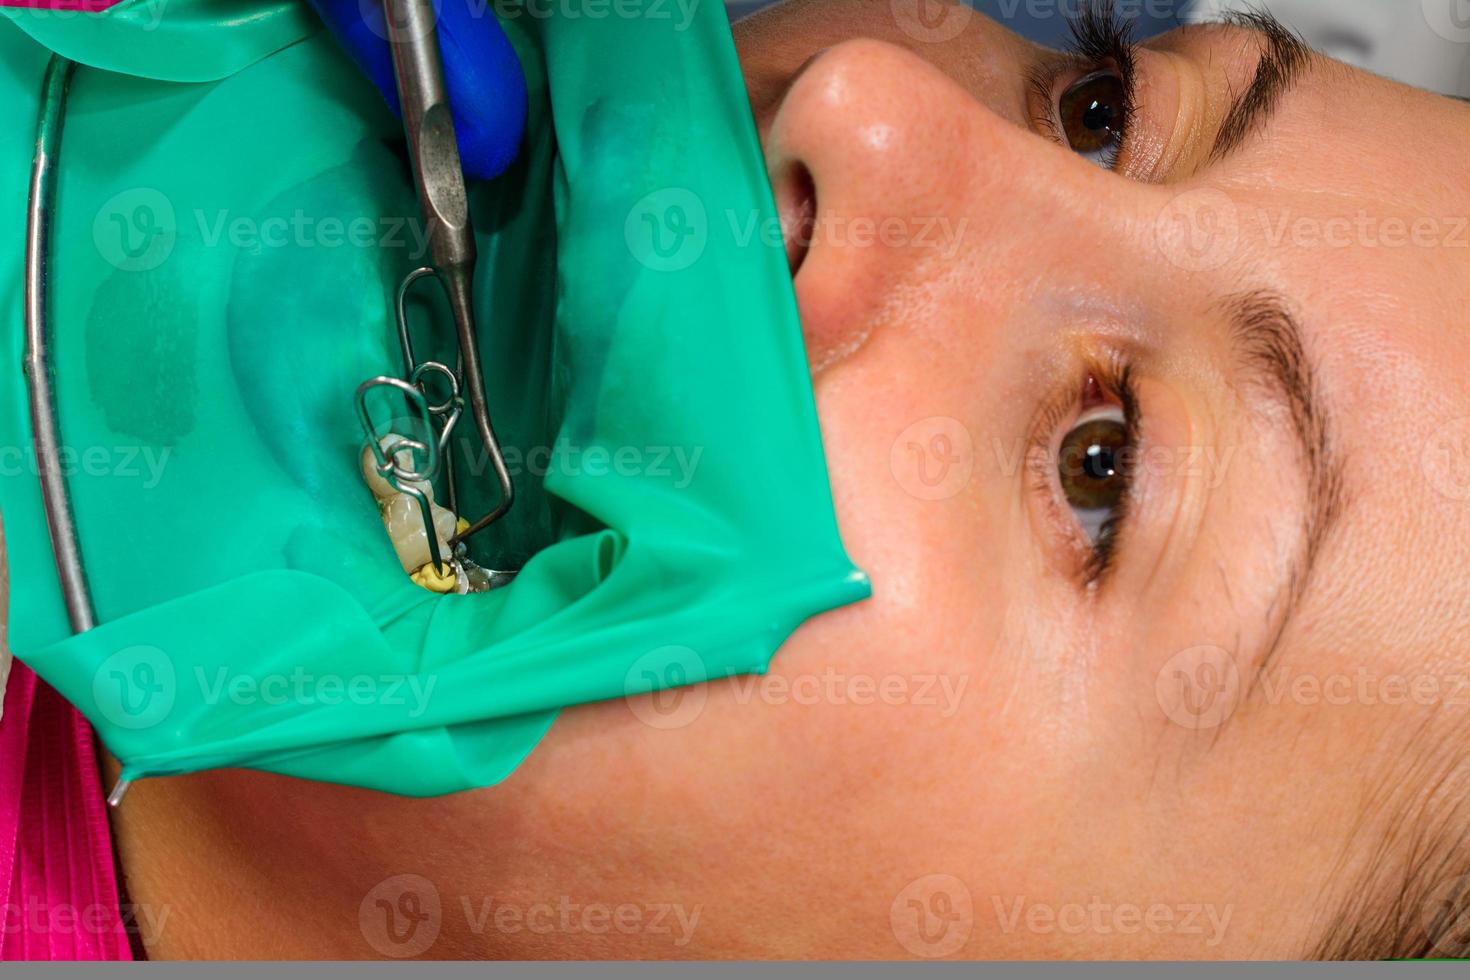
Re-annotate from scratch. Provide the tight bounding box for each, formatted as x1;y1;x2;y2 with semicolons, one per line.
1144;24;1470;339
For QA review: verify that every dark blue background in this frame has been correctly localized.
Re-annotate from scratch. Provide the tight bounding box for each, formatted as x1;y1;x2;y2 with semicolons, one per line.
725;0;1186;44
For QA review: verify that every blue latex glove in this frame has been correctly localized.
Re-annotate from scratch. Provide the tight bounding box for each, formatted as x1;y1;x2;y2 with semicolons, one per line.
307;0;528;181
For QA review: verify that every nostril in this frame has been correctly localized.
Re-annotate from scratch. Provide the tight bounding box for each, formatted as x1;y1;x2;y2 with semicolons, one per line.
774;161;817;278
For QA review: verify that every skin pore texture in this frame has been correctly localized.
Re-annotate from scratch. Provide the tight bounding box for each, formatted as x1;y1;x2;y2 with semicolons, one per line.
7;0;1470;959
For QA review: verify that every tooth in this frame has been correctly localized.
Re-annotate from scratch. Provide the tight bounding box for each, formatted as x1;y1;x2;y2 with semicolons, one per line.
361;434;433;502
381;492;457;573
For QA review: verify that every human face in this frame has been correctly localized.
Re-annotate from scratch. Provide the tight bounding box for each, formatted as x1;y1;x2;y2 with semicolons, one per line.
510;1;1470;957
104;0;1470;959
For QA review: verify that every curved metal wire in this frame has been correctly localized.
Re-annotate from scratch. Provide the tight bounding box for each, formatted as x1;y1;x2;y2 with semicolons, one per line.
395;268;464;513
355;376;447;573
23;56;89;634
23;56;134;805
392;259;512;542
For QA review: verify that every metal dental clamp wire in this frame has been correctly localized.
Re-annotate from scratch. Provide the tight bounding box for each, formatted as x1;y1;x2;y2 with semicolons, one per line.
24;56;136;804
356;0;516;584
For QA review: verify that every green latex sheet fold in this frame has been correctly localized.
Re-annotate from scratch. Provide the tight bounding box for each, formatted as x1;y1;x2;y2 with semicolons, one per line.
0;0;869;796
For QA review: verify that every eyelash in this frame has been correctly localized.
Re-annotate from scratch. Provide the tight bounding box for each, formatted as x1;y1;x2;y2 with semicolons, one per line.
1027;5;1141;170
1027;353;1141;585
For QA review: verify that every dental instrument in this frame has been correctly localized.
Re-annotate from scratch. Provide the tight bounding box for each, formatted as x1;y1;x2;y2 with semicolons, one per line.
356;0;517;589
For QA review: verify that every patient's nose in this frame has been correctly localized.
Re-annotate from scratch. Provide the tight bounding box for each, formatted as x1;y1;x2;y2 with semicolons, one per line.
762;37;1164;373
764;39;988;368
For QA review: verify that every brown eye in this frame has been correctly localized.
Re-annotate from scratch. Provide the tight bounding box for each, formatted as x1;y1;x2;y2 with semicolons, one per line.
1057;70;1128;168
1057;408;1131;543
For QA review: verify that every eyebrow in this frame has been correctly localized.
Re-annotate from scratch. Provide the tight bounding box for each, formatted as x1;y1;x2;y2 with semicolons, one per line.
1223;291;1345;668
1208;12;1314;162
